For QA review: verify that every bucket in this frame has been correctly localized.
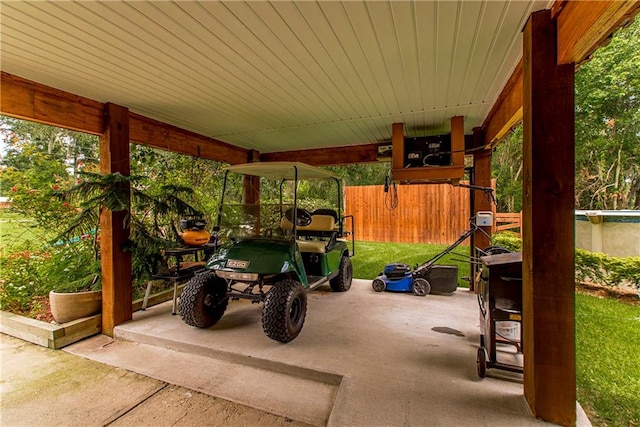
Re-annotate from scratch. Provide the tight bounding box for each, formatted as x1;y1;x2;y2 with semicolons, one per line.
495;321;520;341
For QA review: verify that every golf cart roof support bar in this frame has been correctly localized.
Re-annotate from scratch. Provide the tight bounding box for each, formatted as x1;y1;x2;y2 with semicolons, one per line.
333;176;343;234
293;166;299;240
215;169;230;231
278;178;284;220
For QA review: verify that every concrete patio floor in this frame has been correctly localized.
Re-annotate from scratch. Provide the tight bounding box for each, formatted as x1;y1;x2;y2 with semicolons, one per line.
62;278;585;427
3;279;591;426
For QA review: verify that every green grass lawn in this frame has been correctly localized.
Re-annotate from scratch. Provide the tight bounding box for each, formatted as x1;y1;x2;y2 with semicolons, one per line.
0;212;48;255
576;293;640;426
351;240;472;285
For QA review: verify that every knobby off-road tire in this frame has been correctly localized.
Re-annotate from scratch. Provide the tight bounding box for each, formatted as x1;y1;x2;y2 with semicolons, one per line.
262;279;307;343
179;271;228;328
330;255;352;292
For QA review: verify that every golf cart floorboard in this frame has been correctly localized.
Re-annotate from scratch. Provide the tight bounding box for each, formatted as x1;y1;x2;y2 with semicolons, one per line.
307;276;330;291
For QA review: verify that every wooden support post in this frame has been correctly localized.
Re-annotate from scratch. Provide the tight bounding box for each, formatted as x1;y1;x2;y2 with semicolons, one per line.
391;123;404;171
243;149;260;205
243;150;260;236
522;10;575;426
450;116;465;170
100;103;132;337
472;128;493;290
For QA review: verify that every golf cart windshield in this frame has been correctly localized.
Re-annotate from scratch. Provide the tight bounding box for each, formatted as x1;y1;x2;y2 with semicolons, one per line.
216;162;343;241
217;203;294;239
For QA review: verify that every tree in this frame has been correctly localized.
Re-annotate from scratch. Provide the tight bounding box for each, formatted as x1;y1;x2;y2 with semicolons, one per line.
492;125;523;213
491;18;640;211
574;19;640;209
0;116;101;230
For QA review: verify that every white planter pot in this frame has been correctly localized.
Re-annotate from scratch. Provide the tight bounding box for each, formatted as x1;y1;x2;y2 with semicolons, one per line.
49;290;102;324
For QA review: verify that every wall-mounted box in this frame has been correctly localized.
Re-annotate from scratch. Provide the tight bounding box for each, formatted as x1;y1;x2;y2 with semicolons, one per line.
391;118;465;184
476;211;494;227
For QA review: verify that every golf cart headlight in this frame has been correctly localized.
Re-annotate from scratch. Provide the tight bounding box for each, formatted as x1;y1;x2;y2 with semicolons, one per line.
215;270;259;281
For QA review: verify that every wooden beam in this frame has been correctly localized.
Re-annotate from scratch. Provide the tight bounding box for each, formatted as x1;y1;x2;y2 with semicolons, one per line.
522;10;576;425
261;143;379;166
391;123;405;171
556;0;640;65
550;0;569;20
0;71;104;134
482;59;523;146
100;103;133;337
129;113;248;164
0;72;248;164
450;116;465;168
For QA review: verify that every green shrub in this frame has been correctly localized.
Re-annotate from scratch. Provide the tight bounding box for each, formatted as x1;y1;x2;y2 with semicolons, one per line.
0;249;49;313
575;248;640;289
491;231;522;252
38;239;101;293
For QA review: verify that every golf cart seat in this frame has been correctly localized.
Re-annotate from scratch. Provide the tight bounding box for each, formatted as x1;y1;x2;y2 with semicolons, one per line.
281;213;337;253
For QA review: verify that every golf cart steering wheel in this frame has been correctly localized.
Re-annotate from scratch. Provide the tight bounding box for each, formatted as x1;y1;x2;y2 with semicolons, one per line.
285;208;312;227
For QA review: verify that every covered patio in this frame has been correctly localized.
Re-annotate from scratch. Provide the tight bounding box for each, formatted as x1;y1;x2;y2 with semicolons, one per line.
2;1;638;425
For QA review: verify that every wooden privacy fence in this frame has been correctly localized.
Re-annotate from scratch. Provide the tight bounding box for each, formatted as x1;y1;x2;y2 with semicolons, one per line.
345;184;470;245
495;212;523;237
343;185;521;244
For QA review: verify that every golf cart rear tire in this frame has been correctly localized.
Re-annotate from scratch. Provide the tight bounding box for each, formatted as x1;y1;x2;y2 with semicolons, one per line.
412;278;431;296
372;277;386;292
262;279;307;343
179;271;228;328
330;256;353;292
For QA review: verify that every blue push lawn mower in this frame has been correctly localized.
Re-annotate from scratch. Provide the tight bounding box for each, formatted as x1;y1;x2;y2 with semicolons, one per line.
372;184;508;296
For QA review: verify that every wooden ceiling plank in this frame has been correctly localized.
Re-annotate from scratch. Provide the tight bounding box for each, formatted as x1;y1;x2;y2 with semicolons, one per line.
556;0;640;65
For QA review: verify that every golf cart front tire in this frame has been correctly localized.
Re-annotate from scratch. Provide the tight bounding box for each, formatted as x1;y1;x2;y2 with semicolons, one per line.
179;271;229;328
262;279;307;343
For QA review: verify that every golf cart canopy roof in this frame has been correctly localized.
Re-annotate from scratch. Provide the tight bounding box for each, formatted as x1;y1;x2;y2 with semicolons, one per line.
224;162;338;180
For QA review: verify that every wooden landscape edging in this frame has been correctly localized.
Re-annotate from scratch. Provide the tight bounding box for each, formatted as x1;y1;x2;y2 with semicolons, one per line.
0;287;179;349
0;311;101;350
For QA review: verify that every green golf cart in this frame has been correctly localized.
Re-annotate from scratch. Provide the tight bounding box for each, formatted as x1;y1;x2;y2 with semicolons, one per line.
179;162;355;343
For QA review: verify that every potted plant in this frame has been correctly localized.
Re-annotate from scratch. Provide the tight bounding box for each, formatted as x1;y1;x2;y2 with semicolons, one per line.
46;238;103;323
49;171;202;323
